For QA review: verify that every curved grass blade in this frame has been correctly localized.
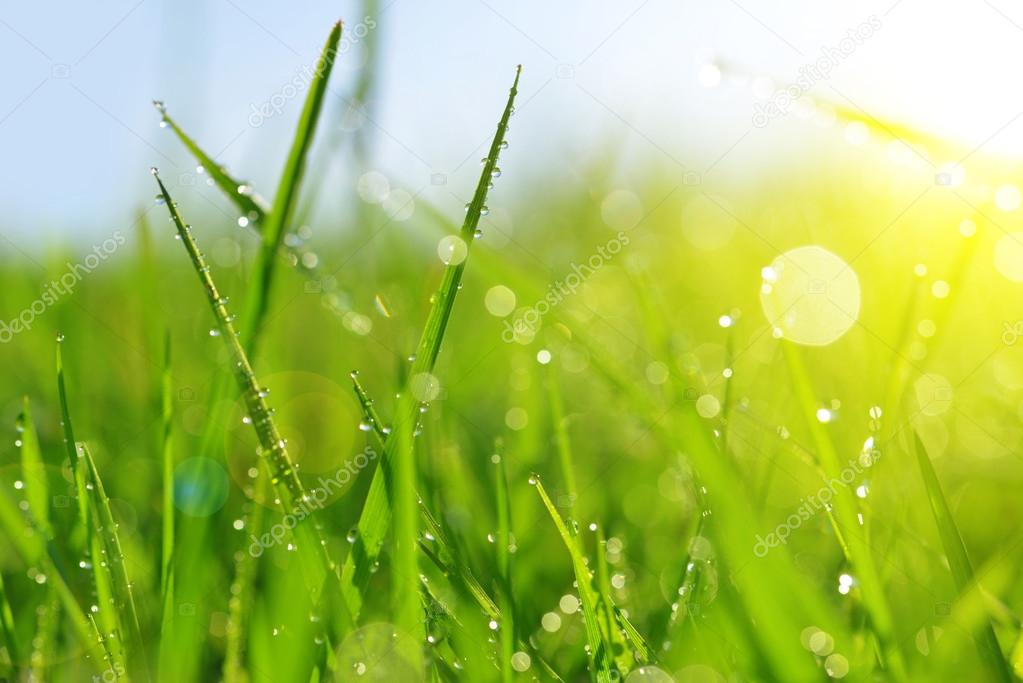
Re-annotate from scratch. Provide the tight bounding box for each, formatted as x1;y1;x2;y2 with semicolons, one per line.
57;339;129;676
157;331;177;682
154;105;268;221
0;572;18;670
338;65;522;622
592;524;637;674
545;363;578;511
354;375;561;679
79;442;148;681
493;442;515;683
913;432;1011;681
533;475;614;682
16;399;58;680
782;342;905;680
159;331;174;601
56;339;88;537
0;473;106;674
155;102;352;325
239;20;341;348
152;170;345;621
18;397;50;538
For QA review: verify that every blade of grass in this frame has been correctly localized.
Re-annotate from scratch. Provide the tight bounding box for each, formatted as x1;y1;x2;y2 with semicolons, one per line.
782;342;905;679
152;170;346;623
355;374;562;679
157;330;176;682
533;475;614;682
544;365;649;669
16;399;58;680
0;470;106;675
338;66;522;622
155;103;353;324
159;330;174;605
154;105;268;220
0;572;18;670
913;432;1011;681
79;443;148;681
493;442;514;683
544;362;578;511
17;397;50;538
159;23;344;677
58;339;128;676
239;20;341;349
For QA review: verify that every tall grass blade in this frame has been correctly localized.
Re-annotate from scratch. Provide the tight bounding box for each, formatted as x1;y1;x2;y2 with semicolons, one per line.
79;442;148;681
0;572;18;671
239;20;341;348
493;442;515;683
913;432;1011;681
782;342;904;678
155;103;349;322
152;170;344;620
57;339;129;676
17;398;50;538
16;398;59;681
338;65;522;622
533;475;614;682
154;106;268;220
157;331;177;681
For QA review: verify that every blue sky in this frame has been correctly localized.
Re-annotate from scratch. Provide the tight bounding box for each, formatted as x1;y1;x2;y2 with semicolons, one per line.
3;0;1023;243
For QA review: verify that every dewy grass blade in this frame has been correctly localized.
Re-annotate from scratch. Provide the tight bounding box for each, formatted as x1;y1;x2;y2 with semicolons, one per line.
0;571;18;669
913;432;1012;681
17;397;50;538
79;442;149;682
338;65;522;622
545;363;578;511
532;475;614;682
592;524;637;674
57;338;129;675
160;331;174;602
17;394;49;539
493;442;515;683
154;103;350;323
239;20;341;348
152;170;344;619
56;337;88;537
782;342;905;680
0;473;105;674
157;331;176;682
154;104;267;222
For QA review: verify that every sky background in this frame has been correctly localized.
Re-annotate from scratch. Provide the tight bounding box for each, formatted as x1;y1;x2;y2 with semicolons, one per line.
3;0;1023;243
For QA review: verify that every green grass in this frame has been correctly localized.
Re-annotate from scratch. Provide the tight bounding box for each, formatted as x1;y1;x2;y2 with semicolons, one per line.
3;16;1023;683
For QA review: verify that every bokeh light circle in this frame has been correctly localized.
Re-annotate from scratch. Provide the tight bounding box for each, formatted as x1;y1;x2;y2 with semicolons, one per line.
174;457;229;516
759;246;861;346
994;233;1023;282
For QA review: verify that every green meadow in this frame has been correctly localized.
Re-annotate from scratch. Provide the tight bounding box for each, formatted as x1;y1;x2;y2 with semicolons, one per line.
2;17;1023;683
